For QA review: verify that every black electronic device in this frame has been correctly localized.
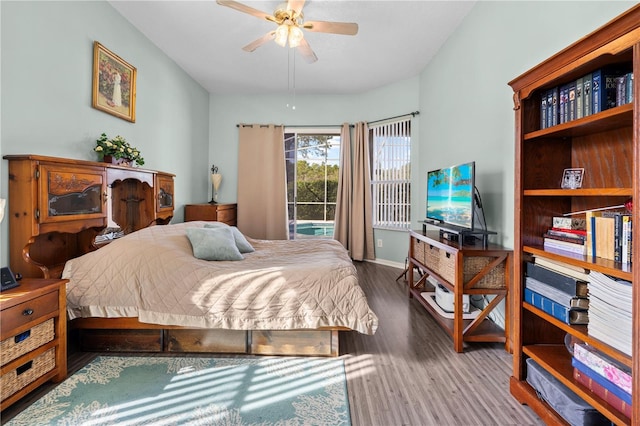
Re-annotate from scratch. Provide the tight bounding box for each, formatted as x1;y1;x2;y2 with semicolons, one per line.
1;267;20;291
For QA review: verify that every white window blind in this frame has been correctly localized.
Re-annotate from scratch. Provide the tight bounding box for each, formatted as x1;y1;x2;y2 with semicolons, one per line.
371;118;411;229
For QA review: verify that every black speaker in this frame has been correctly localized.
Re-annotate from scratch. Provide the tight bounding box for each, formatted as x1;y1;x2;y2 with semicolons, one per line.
1;267;19;291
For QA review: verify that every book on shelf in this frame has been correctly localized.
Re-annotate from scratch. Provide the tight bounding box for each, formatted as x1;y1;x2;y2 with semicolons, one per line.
572;358;631;405
592;69;603;114
526;261;589;297
544;231;586;244
543;238;586;255
550;227;587;237
532;256;590;283
568;80;577;121
621;214;632;265
547;87;560;126
573;367;632;419
573;342;632;395
575;76;584;120
626;72;634;103
559;84;568;124
587;271;632;356
583;72;592;118
552;216;586;230
524;276;588;309
594;216;615;261
540;90;548;129
523;288;588;324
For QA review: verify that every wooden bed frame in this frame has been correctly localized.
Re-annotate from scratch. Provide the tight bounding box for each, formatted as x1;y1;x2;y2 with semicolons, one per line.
5;155;346;357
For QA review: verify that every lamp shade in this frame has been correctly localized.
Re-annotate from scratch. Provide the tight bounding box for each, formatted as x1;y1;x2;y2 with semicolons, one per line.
275;24;289;47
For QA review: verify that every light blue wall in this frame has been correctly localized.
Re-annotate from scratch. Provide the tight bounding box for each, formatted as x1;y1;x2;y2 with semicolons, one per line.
0;1;210;266
1;1;636;269
209;77;420;265
416;1;635;250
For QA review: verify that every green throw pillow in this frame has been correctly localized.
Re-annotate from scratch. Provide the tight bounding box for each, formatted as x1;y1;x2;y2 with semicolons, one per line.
204;223;255;253
186;227;244;261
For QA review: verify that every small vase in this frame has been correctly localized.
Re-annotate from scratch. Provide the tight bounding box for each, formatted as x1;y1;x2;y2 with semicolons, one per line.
103;155;131;166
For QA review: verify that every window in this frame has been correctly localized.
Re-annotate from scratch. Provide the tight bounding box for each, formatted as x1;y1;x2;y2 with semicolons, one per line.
285;129;341;239
370;119;411;229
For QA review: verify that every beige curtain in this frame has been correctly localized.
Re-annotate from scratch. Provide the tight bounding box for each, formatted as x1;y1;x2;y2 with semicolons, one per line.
237;124;289;240
335;122;375;261
334;123;352;251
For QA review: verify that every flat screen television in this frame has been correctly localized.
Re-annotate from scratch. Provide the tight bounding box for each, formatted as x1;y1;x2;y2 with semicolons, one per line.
426;161;476;231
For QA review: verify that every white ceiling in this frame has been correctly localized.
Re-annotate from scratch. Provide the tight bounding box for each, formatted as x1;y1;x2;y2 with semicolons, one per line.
109;0;476;95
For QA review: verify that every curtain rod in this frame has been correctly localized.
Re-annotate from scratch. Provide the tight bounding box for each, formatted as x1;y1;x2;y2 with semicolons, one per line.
236;123;344;128
367;111;420;125
235;111;420;128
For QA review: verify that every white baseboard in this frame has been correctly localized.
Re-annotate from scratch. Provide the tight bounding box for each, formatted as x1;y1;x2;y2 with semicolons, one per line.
365;258;405;270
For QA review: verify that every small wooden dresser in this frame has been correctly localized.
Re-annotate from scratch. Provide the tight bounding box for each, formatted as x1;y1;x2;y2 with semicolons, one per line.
184;203;237;226
1;278;68;410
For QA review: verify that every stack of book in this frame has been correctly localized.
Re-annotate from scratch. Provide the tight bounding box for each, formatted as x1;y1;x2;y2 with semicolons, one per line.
543;217;587;256
571;342;632;418
587;271;632;356
524;260;589;325
540;66;634;130
585;211;632;264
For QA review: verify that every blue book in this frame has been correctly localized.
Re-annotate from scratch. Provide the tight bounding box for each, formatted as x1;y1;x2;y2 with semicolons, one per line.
540;90;548;129
575;77;583;119
568;80;577;121
592;69;603;113
583;73;592;117
523;288;588;324
572;358;632;405
525;262;588;297
551;87;559;126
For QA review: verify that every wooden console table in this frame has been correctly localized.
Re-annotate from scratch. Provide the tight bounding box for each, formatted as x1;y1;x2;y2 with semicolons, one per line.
408;230;512;353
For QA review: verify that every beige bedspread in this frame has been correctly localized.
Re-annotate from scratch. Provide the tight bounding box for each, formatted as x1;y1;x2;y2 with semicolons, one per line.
62;222;378;335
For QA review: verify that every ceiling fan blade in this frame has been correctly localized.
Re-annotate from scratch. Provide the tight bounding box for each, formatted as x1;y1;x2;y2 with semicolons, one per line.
303;20;358;36
242;31;276;52
297;38;318;64
287;0;306;14
216;0;276;23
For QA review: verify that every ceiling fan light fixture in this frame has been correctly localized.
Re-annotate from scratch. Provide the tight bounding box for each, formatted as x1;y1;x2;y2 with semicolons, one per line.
274;24;289;47
288;26;304;48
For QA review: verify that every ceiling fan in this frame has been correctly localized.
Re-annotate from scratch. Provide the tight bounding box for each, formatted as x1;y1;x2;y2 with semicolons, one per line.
216;0;358;64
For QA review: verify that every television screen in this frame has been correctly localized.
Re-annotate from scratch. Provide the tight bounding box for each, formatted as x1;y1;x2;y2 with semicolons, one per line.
426;161;475;230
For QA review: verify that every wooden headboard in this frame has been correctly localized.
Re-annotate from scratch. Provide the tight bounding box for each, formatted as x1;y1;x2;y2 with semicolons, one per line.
3;155;175;279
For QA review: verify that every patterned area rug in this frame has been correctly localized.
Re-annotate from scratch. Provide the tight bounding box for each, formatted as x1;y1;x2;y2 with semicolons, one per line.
7;356;350;425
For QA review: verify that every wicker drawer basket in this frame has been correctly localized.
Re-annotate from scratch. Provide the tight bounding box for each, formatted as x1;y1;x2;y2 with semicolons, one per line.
425;245;505;289
425;245;456;284
0;319;54;367
1;348;56;402
412;238;427;266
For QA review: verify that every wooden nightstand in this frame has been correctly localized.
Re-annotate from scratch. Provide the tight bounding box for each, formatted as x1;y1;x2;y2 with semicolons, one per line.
0;279;68;410
184;203;237;226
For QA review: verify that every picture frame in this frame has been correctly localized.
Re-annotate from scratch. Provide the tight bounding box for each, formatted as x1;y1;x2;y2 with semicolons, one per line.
92;41;136;122
561;168;585;189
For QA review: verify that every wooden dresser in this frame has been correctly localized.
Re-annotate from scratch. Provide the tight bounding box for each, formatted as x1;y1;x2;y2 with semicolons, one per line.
1;278;68;410
3;155;175;279
184;203;237;225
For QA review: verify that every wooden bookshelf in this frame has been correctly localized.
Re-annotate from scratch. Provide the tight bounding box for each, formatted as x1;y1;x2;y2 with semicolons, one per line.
508;5;640;425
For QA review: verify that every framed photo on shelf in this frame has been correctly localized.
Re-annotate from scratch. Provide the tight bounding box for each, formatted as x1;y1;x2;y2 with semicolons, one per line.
91;41;136;122
561;168;584;189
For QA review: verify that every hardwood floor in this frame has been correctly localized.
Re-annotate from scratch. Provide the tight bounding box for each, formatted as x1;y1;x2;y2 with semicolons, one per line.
342;261;542;425
1;261;542;425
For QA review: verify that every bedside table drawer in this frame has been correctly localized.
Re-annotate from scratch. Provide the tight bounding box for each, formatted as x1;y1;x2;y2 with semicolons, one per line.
0;319;54;367
1;291;59;336
217;208;236;224
1;348;56;403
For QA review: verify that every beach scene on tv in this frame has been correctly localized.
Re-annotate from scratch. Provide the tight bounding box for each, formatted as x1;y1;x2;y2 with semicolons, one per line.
426;163;474;229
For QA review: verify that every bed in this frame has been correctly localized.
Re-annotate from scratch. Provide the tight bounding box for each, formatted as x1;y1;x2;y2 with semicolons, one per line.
63;221;378;356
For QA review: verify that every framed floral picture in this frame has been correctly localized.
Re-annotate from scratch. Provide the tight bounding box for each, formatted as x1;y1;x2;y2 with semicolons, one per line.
92;41;136;122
